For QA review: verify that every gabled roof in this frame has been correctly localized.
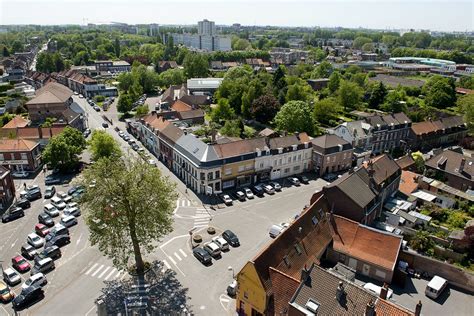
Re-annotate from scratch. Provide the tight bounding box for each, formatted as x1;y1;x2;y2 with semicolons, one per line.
399;170;419;196
269;268;300;316
365;154;401;186
212;137;268;159
179;94;208;106
268;134;301;149
177;109;205;120
331;215;402;271
171;100;192;112
311;134;352;152
143;114;170;132
175;134;220;164
159;124;184;144
425;149;473;181
2;116;29;129
411;116;466;135
0;138;39;151
395;155;415;170
26;82;72;105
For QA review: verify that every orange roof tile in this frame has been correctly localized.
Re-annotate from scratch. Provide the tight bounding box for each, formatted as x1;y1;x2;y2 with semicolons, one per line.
0;138;39;151
331;215;402;271
2;116;29;129
399;171;420;196
269;268;300;315
171;100;192;112
375;298;415;316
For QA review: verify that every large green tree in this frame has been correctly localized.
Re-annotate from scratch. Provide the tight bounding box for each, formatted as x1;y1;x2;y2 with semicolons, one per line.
183;53;209;78
458;94;474;135
338;80;363;111
88;130;122;161
117;93;133;113
313;97;340;125
42;127;86;172
211;98;235;124
274;100;315;135
251;93;280;124
368;82;388;109
382;88;407;113
328;71;341;94
79;156;178;274
423;75;456;109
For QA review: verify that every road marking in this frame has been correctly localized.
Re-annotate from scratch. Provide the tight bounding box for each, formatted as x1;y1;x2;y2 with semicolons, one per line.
98;266;111;279
85;263;98;275
84;304;96;316
104;268;117;281
255;201;265;205
168;256;176;265
174;252;182;261
115;270;122;279
194;218;210;223
76;233;83;245
91;264;104;277
159;234;189;248
176;200;179;208
179;249;187;257
163;260;171;269
220;297;230;303
11;238;18;248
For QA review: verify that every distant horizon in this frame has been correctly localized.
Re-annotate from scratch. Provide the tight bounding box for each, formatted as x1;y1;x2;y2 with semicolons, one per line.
0;0;473;32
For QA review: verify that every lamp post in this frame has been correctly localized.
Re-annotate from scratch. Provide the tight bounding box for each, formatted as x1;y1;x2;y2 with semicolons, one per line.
228;266;234;279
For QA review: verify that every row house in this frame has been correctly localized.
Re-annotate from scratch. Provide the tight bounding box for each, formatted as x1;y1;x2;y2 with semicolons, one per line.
409;115;467;150
0;138;42;173
0;166;15;210
94;60;131;73
425;149;473;191
25;82;73;122
53;70;118;98
311;134;353;176
137;114;170;157
365;112;411;155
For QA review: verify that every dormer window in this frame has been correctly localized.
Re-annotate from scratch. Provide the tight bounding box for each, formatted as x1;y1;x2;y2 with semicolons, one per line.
278;147;283;154
292;144;297;151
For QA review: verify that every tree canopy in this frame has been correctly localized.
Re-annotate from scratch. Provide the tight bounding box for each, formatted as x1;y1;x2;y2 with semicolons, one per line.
42;127;86;172
274;100;315;135
423;75;456;109
338;80;363;111
251;93;280;124
183;53;209;78
79;156;178;274
88;130;122;161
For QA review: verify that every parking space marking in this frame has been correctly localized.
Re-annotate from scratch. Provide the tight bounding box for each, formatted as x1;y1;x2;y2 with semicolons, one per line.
168;255;176;265
84;263;98;275
91;264;104;277
98;266;111;279
163;260;171;270
114;270;122;279
174;252;182;261
104;268;117;281
179;249;187;258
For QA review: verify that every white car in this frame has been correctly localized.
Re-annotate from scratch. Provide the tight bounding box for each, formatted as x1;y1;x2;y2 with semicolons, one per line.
51;196;66;210
244;188;254;199
263;184;275;194
363;283;393;299
27;233;44;249
222;195;233;205
148;159;156;167
22;273;47;289
57;192;68;199
212;236;229;251
3;268;21;285
12;171;29;178
60;215;78;228
63;207;80;217
203;242;221;258
289;177;301;186
270;182;282;191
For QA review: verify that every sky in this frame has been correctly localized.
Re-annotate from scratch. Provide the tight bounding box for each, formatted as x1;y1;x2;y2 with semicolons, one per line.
0;0;472;32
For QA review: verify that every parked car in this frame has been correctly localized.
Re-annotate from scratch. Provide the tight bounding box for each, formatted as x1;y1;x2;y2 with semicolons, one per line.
263;184;275;195
94;106;101;112
323;173;338;182
63;206;81;217
22;273;47;290
21;244;37;260
38;213;54;227
31;258;55;275
211;236;229;251
269;182;282;191
222;230;240;247
298;175;309;184
51;196;66;210
35;246;61;262
45;234;70;248
83;129;91;138
57;191;67;199
0;281;14;303
288;177;301;186
67;185;82;196
244;188;254;199
12;284;44;310
34;224;50;238
102;122;109;128
27;233;44;249
63;195;73;204
60;215;78;228
226;280;237;297
44;186;56;199
44;204;59;217
235;191;246;201
222;194;233;206
12;256;30;273
2;207;24;223
425;276;448;299
20;186;42;201
363;283;393;299
3;268;21;286
269;224;285;238
45;176;61;185
252;185;264;197
193;247;212;265
203;242;221;258
45;224;69;242
12;171;29;178
15;199;31;209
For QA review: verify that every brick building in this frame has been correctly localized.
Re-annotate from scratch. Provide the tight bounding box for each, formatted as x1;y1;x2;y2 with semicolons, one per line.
0;166;15;210
0;139;42;173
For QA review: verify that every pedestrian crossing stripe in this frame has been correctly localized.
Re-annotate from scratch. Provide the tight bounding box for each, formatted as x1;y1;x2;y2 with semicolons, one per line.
174;252;182;261
179;249;187;258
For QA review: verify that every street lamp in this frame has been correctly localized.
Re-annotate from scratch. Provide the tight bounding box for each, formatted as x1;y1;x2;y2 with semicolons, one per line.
228;266;234;279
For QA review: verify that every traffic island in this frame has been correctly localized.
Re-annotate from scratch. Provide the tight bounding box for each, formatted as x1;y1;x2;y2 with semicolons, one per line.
190;225;223;249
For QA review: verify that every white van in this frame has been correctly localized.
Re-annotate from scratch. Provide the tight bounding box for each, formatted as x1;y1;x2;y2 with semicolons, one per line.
425;275;448;299
269;224;285;238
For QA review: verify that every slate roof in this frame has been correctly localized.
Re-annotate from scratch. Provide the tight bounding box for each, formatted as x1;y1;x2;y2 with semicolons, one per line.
179;94;208;107
366;154;401;186
425;149;474;181
311;134;352;154
175;134;219;165
366;112;411;128
411;116;466;135
331;215;402;271
26;82;72;105
159;124;184;145
341;120;372;137
178;109;205;120
395;155;415;170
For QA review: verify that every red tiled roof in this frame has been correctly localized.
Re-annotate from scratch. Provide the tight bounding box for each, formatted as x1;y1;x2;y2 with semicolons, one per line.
171;100;192;112
399;170;420;196
2;116;29;129
375;298;415;316
331;216;402;271
269;268;300;315
0;138;39;151
395;155;415;170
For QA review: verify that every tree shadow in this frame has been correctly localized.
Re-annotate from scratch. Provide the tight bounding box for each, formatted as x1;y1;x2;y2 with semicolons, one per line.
97;261;191;315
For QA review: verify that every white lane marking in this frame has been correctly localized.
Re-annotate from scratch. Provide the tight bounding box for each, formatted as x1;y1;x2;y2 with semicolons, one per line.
159;234;188;248
194;218;210;223
255;201;265;205
91;264;104;277
187;200;191;206
76;233;83;245
104;268;117;281
174;252;182;261
220;297;230;303
163;260;171;270
11;238;18;248
196;208;207;211
85;263;98;275
98;266;111;279
176;200;179;208
114;270;122;279
168;255;176;265
179;249;187;258
84;304;96;316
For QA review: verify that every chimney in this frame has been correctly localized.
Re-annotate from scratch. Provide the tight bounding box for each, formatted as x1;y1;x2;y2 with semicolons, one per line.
300;264;310;282
379;283;388;300
365;300;375;316
415;300;422;316
459;158;466;173
335;281;345;302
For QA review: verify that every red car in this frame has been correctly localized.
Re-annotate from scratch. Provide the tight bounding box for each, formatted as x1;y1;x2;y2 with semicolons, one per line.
35;223;50;237
12;256;30;273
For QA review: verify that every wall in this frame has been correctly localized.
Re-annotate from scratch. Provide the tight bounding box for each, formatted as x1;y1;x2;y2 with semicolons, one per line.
236;262;267;316
399;250;474;293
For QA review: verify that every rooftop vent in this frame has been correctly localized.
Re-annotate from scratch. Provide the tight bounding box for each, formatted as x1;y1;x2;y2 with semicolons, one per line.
305;299;320;314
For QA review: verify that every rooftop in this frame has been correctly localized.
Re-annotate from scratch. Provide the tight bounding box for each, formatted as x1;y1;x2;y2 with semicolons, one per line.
2;115;29;129
26;82;73;105
425;149;473;181
0;138;39;151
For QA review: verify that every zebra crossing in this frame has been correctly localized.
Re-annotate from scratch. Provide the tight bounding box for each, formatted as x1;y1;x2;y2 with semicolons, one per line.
176;198;192;208
193;208;211;229
84;262;125;281
161;248;188;273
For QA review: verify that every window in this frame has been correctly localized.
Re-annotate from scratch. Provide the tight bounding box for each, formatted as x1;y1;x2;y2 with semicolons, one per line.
326;156;330;162
207;173;213;181
293;165;300;171
238;165;245;173
293;156;296;162
245;164;253;170
0;154;3;161
298;154;301;161
215;171;220;178
224;168;232;175
283;255;291;267
244;292;249;299
259;162;263;168
294;243;302;255
273;160;277;167
200;172;205;180
284;168;290;174
312;216;319;225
